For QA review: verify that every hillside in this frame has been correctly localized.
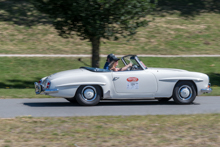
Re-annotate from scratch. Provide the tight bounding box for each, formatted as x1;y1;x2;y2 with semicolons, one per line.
0;0;220;55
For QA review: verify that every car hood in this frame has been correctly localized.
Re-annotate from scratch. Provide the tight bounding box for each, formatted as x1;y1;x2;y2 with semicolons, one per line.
147;67;188;72
47;68;84;80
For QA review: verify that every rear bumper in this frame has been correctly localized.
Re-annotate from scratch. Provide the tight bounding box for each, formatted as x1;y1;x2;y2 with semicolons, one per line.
34;82;58;95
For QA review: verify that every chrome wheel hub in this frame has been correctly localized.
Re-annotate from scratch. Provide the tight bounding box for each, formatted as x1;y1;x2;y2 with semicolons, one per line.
180;88;190;98
84;89;94;99
178;85;192;100
82;86;97;101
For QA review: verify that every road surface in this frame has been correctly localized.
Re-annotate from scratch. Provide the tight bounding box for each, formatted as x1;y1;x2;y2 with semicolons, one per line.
0;96;219;118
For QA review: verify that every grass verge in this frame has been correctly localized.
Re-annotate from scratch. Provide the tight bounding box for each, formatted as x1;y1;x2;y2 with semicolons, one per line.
0;89;52;98
0;114;220;146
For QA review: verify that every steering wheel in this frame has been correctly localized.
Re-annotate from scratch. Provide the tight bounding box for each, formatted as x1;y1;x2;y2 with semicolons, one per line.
127;64;137;71
131;65;138;70
127;63;133;71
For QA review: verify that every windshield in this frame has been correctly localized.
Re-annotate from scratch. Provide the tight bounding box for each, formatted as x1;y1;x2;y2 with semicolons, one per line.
124;56;139;66
122;55;147;70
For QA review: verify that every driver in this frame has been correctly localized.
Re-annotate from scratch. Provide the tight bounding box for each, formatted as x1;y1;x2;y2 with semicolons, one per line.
103;53;115;70
109;56;132;71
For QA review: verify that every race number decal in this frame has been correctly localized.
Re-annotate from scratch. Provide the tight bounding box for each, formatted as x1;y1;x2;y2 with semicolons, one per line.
127;77;139;89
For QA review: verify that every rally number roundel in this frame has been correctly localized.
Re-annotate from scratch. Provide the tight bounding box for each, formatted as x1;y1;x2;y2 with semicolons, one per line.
127;77;139;82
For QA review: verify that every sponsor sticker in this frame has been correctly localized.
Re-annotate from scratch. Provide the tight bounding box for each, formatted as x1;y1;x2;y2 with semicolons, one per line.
127;77;139;89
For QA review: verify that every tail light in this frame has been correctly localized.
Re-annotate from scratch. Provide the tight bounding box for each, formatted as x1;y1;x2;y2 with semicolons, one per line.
46;82;51;89
38;80;42;84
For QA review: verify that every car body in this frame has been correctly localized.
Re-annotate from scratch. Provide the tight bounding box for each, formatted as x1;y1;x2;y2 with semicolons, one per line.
34;55;212;105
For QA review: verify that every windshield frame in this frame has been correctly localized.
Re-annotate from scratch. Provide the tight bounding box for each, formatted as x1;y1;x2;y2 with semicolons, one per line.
121;55;147;70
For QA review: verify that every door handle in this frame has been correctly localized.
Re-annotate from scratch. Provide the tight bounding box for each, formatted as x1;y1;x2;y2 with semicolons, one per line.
113;77;120;81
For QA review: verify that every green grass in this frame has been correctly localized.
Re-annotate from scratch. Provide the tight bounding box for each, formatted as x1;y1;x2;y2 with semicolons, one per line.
0;57;219;98
0;114;220;146
0;89;52;98
0;0;220;55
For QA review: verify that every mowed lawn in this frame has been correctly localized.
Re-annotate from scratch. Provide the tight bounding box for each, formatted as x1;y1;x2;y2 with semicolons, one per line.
0;114;220;147
0;57;219;98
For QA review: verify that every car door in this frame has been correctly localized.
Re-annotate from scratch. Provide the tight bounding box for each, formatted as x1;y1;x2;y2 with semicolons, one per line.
112;70;157;93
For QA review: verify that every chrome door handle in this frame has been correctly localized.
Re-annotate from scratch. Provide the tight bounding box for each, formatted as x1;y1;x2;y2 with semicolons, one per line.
113;77;119;81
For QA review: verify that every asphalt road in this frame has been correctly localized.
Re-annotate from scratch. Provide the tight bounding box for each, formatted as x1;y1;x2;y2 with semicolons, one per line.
0;96;220;118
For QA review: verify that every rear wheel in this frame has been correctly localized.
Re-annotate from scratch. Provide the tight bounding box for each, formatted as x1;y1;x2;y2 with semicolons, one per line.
173;81;196;104
75;85;101;106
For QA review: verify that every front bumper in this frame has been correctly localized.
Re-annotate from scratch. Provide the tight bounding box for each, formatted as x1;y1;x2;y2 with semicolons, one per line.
201;83;212;93
201;88;212;93
34;82;59;95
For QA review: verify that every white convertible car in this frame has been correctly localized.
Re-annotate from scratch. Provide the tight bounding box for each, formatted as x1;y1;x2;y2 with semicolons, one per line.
34;55;212;106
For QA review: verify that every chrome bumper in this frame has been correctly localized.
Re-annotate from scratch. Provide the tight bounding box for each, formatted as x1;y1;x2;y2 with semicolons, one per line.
201;83;212;93
201;88;212;93
34;82;58;95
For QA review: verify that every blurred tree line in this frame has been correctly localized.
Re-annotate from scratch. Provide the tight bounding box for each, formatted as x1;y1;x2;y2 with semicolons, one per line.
156;0;220;16
1;0;219;26
0;0;220;68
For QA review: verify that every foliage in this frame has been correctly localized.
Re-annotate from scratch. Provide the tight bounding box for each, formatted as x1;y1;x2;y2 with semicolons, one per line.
30;0;156;67
31;0;156;40
0;0;51;26
156;0;220;16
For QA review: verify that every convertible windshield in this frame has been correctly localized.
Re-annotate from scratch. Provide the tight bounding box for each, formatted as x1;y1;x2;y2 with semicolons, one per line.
123;56;139;66
122;55;147;70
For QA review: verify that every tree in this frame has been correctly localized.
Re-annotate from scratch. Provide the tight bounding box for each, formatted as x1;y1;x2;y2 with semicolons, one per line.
31;0;156;67
156;0;220;16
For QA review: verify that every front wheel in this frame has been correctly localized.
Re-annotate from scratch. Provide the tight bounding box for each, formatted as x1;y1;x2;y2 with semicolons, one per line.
173;81;197;104
75;85;101;106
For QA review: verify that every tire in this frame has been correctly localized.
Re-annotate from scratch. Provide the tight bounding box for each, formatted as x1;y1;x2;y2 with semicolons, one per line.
157;98;172;102
75;85;101;106
65;97;77;103
172;81;197;104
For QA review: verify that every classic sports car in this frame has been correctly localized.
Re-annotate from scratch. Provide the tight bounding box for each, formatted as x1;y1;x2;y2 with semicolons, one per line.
34;55;212;106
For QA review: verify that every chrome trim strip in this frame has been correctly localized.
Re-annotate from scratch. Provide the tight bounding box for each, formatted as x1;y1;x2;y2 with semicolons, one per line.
159;78;203;82
57;82;106;87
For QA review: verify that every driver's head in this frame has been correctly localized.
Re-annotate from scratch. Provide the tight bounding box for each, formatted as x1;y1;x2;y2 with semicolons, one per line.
106;54;115;63
109;56;120;70
109;55;120;63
